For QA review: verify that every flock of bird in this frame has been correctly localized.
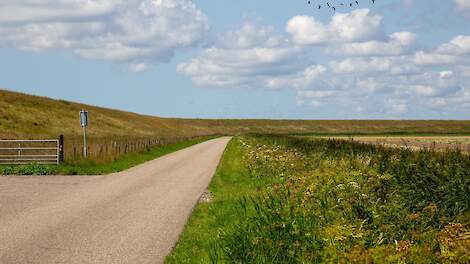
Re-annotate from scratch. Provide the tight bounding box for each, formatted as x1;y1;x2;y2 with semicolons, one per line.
307;0;376;11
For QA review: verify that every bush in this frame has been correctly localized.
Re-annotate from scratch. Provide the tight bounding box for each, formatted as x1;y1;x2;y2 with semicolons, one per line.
0;164;56;175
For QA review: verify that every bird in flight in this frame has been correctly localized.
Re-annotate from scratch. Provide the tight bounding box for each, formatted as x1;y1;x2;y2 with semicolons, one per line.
307;0;377;11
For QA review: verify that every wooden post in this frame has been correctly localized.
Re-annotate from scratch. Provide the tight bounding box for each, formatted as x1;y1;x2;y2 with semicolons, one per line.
58;135;64;163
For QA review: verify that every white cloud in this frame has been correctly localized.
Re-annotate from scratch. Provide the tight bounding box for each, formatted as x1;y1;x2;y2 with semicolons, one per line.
216;23;283;49
356;78;386;93
412;85;438;96
129;63;150;73
437;35;470;55
298;90;334;98
440;70;454;79
0;0;118;23
265;65;327;89
177;8;470;118
390;103;408;114
413;51;459;65
286;9;383;45
413;35;470;66
329;9;383;42
329;57;393;74
327;32;417;57
296;90;336;108
286;16;330;45
455;0;470;15
0;0;209;69
177;23;305;88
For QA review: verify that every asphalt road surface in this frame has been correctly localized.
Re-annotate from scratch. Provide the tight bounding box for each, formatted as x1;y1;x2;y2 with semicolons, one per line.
0;137;231;264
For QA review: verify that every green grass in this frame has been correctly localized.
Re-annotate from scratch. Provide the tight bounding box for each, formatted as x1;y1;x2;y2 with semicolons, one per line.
0;136;215;175
166;137;266;263
167;135;470;263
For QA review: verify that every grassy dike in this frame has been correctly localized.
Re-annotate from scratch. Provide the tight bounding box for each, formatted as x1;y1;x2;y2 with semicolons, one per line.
167;135;469;263
0;136;215;175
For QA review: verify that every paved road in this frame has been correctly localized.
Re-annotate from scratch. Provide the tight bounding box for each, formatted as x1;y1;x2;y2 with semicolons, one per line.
0;137;231;264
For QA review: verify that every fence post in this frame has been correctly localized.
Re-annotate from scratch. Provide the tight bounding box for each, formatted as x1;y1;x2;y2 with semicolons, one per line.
58;135;64;163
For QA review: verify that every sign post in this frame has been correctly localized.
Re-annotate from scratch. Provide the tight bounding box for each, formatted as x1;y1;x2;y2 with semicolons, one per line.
80;110;88;159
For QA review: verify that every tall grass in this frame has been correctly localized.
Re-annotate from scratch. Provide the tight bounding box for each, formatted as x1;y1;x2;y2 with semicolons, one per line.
276;136;470;221
227;135;470;263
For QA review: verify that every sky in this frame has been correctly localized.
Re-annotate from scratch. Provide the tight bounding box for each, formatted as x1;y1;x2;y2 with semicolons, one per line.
1;0;470;120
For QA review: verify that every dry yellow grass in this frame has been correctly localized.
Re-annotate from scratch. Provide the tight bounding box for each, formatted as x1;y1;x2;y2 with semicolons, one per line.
318;136;470;152
2;89;470;139
1;88;470;161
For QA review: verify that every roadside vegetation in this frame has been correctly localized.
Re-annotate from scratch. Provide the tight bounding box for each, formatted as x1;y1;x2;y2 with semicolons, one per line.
0;136;214;175
167;135;469;263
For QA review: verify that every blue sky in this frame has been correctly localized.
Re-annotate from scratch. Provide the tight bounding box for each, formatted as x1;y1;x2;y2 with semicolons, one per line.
1;0;469;119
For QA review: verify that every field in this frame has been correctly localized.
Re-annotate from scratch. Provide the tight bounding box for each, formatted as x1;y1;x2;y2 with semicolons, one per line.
167;135;469;263
1;89;470;163
316;136;470;153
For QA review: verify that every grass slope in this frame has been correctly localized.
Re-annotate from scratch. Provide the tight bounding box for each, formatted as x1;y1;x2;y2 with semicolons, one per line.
0;89;212;138
1;89;470;139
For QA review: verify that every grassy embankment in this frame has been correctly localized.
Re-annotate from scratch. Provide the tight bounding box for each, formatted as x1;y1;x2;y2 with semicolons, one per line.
167;135;469;263
2;89;470;141
0;136;214;175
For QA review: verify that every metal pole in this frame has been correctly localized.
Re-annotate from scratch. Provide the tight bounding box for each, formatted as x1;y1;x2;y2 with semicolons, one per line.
80;109;88;159
83;126;88;159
